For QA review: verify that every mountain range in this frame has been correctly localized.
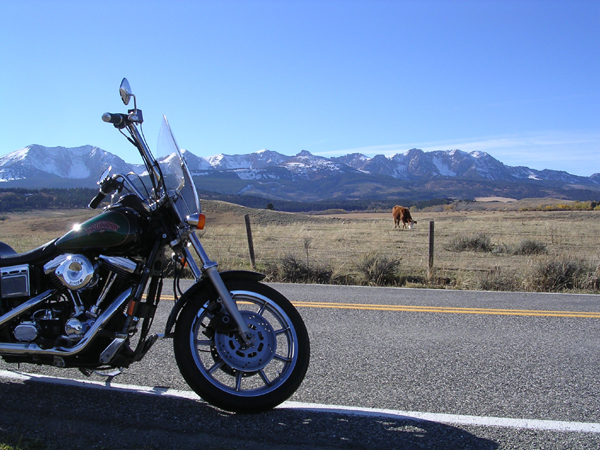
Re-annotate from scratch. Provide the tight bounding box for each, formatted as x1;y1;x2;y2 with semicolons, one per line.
1;144;599;202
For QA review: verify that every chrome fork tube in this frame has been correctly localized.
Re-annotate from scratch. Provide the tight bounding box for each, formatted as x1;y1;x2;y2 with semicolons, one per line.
129;124;163;194
187;232;252;343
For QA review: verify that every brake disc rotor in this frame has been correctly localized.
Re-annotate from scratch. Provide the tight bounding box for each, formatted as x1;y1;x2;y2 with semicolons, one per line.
213;310;277;372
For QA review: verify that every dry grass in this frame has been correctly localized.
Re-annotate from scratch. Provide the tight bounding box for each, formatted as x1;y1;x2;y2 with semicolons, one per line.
199;202;600;292
2;202;600;293
0;209;97;253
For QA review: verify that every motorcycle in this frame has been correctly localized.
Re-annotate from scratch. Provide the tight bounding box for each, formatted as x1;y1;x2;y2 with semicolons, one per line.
0;79;310;413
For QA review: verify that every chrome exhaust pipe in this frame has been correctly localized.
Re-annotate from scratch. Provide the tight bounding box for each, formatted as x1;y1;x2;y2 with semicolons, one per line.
0;288;132;357
0;290;55;329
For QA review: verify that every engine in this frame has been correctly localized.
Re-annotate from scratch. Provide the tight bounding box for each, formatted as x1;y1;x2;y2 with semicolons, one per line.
48;254;96;290
10;254;139;346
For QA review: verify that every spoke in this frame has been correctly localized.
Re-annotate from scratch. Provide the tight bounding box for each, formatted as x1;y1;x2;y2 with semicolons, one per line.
235;371;243;391
195;338;213;347
274;353;292;363
208;360;225;375
275;326;290;336
257;302;267;316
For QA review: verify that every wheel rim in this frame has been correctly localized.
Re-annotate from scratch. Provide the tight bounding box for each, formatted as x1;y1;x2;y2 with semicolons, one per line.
189;290;299;397
213;310;277;372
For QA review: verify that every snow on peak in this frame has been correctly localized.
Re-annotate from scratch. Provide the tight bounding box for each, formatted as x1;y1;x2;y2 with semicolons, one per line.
0;144;132;181
207;153;225;165
432;155;456;176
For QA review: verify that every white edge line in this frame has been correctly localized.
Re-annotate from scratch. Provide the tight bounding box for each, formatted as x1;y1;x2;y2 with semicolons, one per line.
0;369;201;401
282;401;600;433
2;369;599;434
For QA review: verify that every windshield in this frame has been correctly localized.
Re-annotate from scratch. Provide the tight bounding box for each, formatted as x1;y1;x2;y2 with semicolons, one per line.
157;116;201;219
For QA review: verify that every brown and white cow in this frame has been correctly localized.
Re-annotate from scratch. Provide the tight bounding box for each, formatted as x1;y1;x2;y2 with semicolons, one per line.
392;205;417;229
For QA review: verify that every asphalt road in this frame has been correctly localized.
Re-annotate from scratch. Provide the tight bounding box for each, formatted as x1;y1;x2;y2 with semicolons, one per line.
2;283;600;449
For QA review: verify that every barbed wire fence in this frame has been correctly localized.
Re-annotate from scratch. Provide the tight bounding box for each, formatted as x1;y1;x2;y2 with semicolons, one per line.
198;211;600;283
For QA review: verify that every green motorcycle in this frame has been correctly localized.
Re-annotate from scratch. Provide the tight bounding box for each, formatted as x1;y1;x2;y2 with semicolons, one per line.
0;79;309;413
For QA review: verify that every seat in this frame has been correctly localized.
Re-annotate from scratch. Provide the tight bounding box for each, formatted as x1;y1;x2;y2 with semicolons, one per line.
0;239;59;267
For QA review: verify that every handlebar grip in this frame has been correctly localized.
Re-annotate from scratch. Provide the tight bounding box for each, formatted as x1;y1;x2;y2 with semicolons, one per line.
88;192;106;209
102;112;129;127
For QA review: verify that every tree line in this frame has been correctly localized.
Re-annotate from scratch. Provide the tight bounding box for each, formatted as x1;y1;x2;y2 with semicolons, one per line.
197;190;452;212
0;187;453;213
0;188;99;212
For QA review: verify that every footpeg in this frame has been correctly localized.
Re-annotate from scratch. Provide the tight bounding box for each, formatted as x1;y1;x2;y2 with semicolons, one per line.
99;337;127;364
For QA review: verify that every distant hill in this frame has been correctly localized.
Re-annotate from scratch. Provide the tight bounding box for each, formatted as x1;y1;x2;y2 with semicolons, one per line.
0;144;598;201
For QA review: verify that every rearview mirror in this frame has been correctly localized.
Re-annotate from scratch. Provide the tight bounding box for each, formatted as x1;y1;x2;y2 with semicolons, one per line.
119;78;132;105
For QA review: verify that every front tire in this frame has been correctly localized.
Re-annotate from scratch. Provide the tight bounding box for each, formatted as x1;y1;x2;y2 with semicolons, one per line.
174;280;310;413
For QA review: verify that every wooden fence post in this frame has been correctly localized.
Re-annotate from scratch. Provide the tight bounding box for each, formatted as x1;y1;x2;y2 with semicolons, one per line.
428;220;435;280
244;214;256;270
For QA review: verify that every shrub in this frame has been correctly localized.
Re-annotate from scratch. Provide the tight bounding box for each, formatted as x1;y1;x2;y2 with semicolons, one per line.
476;267;521;291
524;258;594;292
446;234;493;252
329;272;358;285
266;254;332;284
582;266;600;291
512;240;547;255
491;243;510;254
354;254;402;286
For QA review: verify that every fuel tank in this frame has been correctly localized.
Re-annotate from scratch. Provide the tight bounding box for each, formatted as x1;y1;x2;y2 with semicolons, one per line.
56;208;142;254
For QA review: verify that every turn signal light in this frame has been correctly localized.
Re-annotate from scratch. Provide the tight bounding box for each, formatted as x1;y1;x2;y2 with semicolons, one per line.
186;213;206;230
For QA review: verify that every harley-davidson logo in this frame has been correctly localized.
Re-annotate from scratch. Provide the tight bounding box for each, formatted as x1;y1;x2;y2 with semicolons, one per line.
84;221;120;235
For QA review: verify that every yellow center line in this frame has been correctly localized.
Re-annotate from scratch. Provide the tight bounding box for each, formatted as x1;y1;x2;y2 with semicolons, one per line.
291;301;600;318
154;296;600;318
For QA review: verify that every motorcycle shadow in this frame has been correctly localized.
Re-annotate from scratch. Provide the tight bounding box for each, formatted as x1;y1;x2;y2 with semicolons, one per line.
0;378;498;450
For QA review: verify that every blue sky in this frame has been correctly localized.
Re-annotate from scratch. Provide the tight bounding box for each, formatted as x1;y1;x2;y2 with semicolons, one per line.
1;0;598;176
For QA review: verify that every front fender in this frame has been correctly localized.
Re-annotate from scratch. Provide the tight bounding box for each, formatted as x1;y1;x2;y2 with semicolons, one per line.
164;270;265;337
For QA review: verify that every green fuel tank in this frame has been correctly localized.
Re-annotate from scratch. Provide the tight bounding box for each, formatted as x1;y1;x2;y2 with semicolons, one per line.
56;208;142;254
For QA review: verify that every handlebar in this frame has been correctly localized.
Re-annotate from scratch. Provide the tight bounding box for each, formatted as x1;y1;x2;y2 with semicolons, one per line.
102;112;130;128
88;191;106;209
88;170;154;211
88;175;123;209
101;103;161;206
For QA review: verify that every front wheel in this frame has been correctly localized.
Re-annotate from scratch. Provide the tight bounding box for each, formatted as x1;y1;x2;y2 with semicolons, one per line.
174;280;310;413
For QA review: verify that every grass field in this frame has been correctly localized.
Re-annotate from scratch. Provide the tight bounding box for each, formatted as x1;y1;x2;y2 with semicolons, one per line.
1;200;599;293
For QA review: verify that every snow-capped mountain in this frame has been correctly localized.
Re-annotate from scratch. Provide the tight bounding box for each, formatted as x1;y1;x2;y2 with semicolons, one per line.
331;148;594;185
0;144;598;201
0;145;133;187
180;149;213;171
206;149;289;171
279;150;358;179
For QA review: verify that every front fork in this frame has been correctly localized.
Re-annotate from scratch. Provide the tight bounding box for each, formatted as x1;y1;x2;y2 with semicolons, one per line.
184;232;254;345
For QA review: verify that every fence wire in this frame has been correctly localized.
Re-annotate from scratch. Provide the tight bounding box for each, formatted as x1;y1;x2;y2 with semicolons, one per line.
198;211;600;279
